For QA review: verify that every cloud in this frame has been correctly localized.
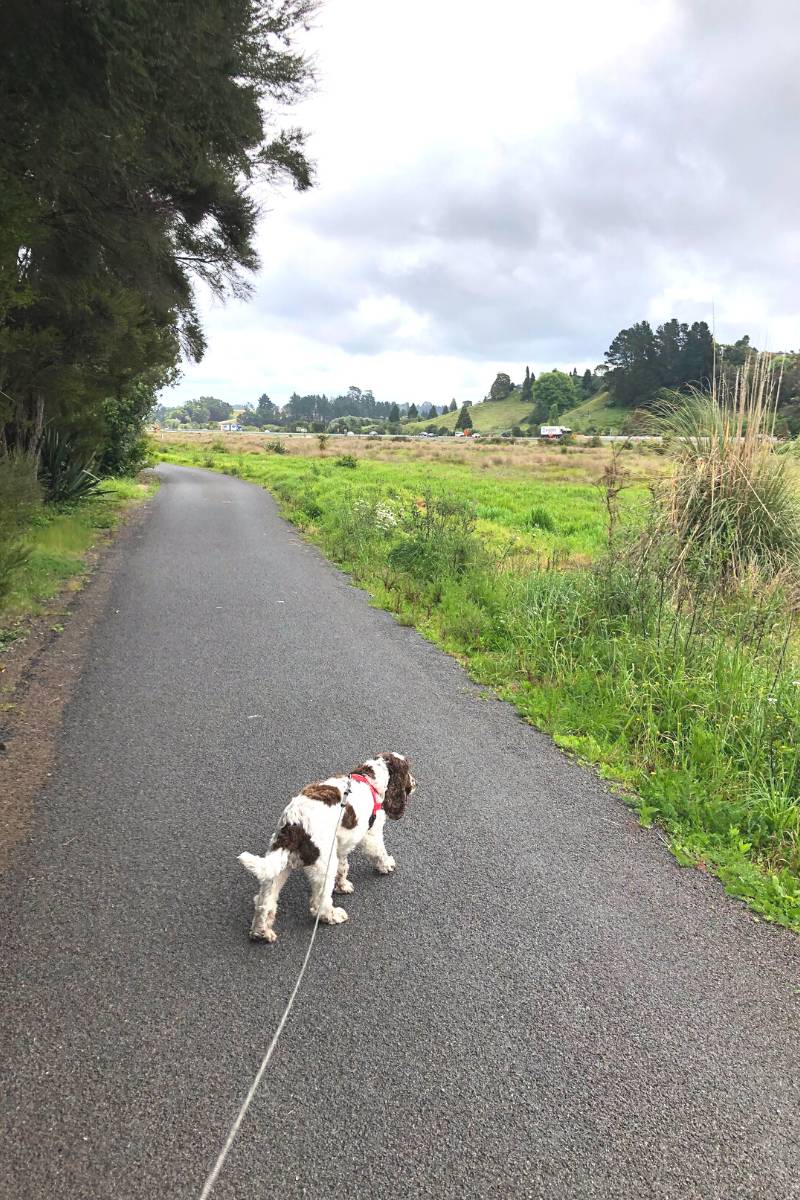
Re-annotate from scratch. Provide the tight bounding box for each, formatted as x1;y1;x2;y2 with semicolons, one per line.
169;0;800;408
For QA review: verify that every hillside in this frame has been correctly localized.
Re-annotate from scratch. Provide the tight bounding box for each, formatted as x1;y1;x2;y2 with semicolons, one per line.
560;391;631;433
408;387;633;436
408;389;536;434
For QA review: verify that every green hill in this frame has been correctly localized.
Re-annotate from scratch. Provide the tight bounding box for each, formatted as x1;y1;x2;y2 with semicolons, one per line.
408;387;634;436
560;390;631;433
408;389;536;434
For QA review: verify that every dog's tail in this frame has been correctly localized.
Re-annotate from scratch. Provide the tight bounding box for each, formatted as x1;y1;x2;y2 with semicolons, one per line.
237;848;289;882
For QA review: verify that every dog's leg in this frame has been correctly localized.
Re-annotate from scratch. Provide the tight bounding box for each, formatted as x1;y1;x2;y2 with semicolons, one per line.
306;853;348;925
361;821;396;874
250;866;289;943
334;855;354;894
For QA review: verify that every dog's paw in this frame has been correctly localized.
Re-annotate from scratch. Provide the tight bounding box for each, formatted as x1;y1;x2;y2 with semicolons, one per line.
320;906;349;925
334;879;354;894
375;856;396;874
250;927;278;943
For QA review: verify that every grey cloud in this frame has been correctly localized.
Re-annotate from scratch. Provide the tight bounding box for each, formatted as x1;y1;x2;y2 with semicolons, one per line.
252;0;800;365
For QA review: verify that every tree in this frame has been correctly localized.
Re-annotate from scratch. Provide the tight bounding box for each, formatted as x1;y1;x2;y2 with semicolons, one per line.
582;369;594;396
254;393;280;426
0;0;315;457
388;403;400;423
521;366;533;403
202;397;233;423
407;403;418;420
448;399;457;413
604;321;660;407
488;373;513;402
455;405;473;431
531;371;579;423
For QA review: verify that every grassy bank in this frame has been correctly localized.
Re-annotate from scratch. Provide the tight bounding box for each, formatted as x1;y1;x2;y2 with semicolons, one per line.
0;476;156;644
157;435;800;930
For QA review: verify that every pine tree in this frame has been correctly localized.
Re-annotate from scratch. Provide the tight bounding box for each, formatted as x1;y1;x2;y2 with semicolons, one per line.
388;403;400;423
449;399;457;412
408;403;418;420
455;405;473;431
521;365;533;403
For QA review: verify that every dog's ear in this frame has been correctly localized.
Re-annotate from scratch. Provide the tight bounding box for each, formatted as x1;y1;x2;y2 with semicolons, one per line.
379;753;413;820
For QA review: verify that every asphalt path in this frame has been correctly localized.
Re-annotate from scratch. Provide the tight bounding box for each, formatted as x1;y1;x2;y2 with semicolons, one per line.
2;463;799;1199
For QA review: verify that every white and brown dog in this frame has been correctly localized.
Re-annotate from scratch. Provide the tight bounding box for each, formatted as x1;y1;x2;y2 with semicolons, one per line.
238;752;416;942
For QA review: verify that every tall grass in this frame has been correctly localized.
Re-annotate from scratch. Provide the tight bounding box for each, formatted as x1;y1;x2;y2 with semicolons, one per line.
653;354;800;591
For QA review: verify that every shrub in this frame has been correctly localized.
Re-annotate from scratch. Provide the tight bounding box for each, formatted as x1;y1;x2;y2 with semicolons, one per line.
335;454;358;468
0;455;41;602
210;439;226;453
38;427;102;503
264;439;287;454
387;492;481;586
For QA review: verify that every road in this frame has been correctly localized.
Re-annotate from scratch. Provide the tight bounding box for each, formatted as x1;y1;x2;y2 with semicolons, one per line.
2;463;799;1199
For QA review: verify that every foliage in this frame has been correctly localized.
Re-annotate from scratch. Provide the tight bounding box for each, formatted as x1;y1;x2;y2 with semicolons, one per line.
38;428;102;503
455;405;473;431
604;318;714;409
488;373;513;402
530;371;580;423
264;439;287;454
521;366;533;403
334;454;358;468
0;0;315;458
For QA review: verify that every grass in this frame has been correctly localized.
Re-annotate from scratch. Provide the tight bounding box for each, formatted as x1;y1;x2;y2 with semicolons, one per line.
155;432;664;564
155;426;800;932
0;476;156;643
407;389;538;433
561;390;634;433
408;387;633;435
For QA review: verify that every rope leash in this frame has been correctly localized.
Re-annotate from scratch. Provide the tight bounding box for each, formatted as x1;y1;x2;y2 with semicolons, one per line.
197;786;351;1200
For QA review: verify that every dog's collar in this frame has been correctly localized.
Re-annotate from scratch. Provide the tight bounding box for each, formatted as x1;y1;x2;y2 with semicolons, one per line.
350;773;383;826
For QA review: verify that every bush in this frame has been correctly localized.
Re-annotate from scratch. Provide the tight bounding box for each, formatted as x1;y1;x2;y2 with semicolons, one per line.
387;492;481;588
264;439;287;455
38;427;102;503
0;456;41;602
335;454;358;468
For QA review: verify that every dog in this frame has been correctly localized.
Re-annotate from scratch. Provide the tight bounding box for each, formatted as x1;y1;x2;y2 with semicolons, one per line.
238;752;416;942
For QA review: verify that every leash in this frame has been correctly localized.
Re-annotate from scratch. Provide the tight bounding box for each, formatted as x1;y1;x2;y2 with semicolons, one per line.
198;788;351;1196
197;784;352;1199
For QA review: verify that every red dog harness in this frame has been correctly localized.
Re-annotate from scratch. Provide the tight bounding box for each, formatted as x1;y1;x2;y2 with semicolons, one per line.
350;773;383;827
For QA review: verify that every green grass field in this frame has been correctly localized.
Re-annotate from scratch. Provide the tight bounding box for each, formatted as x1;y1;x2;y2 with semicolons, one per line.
156;434;800;931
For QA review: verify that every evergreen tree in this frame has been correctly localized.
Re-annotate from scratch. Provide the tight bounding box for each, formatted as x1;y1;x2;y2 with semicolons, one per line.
582;369;594;396
455;405;473;431
521;365;533;403
0;0;315;457
388;403;400;423
449;399;457;412
408;403;418;420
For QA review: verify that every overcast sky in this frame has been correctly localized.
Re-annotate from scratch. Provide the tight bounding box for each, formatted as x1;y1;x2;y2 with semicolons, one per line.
167;0;800;410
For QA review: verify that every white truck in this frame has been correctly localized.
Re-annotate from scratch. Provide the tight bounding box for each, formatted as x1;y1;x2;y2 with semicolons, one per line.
539;425;572;440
